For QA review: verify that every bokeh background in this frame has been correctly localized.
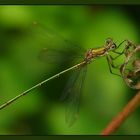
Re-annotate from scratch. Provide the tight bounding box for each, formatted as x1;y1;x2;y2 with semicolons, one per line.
0;5;140;135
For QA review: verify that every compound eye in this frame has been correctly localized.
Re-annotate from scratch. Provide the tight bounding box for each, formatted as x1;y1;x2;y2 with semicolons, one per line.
106;38;113;44
111;44;116;49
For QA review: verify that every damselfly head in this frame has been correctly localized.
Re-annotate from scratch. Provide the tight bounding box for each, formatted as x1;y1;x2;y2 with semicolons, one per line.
105;38;113;45
105;38;117;51
109;44;117;50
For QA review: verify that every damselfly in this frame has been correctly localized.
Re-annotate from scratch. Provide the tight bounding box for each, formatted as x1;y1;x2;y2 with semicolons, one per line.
0;24;130;126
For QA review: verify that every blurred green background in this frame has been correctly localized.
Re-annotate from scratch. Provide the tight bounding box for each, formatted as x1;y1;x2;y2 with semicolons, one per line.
0;5;140;135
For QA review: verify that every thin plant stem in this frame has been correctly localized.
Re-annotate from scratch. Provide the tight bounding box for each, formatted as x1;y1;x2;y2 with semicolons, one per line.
0;61;86;110
101;90;140;135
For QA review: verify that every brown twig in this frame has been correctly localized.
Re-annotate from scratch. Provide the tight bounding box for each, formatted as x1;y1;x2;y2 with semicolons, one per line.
101;91;140;135
120;45;140;90
101;42;140;135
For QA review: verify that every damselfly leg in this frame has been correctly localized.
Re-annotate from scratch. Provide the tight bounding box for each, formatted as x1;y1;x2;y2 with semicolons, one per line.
106;39;136;76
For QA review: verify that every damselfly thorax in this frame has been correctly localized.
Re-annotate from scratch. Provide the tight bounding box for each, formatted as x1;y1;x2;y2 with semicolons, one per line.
84;38;117;63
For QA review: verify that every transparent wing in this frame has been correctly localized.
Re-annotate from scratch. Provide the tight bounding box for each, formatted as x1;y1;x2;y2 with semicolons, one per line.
29;22;85;64
62;64;87;126
39;47;84;64
29;22;87;125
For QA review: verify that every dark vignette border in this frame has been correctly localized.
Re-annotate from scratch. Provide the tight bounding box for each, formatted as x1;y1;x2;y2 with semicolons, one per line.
0;0;140;5
0;1;140;140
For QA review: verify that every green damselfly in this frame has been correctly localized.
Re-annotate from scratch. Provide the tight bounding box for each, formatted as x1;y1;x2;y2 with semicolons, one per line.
0;24;131;126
